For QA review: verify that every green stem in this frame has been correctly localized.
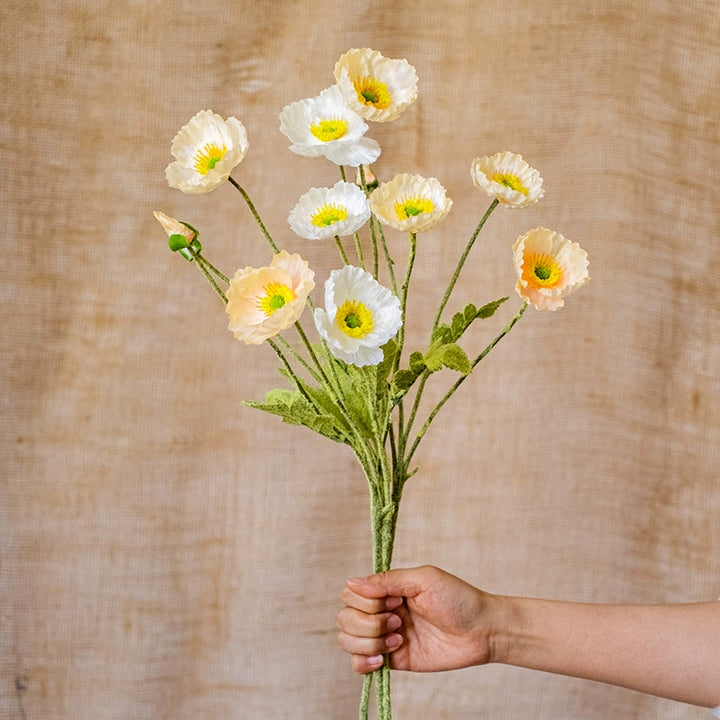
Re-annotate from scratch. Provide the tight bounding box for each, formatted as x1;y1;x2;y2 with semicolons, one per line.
266;338;318;411
359;674;372;720
377;220;397;295
192;252;227;303
432;198;499;331
406;302;528;465
196;253;229;285
394;233;417;372
359;166;379;277
276;334;323;385
334;235;350;265
400;371;429;454
228;176;279;253
353;232;365;269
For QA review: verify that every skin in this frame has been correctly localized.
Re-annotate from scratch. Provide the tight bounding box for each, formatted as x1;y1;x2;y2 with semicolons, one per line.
337;565;720;709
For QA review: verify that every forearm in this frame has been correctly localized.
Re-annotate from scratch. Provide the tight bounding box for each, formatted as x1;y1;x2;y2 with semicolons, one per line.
491;596;720;708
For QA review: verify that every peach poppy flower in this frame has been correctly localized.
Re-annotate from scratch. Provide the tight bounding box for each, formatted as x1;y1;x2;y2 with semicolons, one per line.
226;251;315;344
513;227;589;310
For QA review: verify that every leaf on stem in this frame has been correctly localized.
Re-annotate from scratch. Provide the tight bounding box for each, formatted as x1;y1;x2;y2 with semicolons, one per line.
244;387;349;444
431;298;508;344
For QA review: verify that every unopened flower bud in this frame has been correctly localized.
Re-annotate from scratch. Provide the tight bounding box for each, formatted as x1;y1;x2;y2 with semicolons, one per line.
154;210;201;260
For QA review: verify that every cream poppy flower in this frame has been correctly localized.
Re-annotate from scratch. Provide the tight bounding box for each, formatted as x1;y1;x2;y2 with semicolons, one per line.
165;110;249;194
513;227;589;311
471;152;544;208
369;173;452;233
278;85;381;167
288;181;370;240
226;251;315;344
314;265;402;367
334;48;418;122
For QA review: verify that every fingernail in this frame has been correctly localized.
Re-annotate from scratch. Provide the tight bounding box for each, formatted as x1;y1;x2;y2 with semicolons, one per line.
386;633;403;649
386;614;401;631
368;655;384;666
386;596;403;610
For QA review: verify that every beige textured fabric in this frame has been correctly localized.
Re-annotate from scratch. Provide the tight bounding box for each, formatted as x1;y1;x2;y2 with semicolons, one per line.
2;1;719;718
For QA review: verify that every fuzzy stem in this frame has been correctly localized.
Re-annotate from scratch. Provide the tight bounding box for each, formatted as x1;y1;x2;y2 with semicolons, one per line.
228;176;279;253
334;235;350;265
406;302;528;465
266;338;318;410
359;165;379;277
191;253;228;303
432;198;499;331
353;232;365;269
394;233;417;372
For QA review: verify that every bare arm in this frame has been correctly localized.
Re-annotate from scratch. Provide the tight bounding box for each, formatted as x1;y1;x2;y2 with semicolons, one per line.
338;566;720;709
497;595;720;708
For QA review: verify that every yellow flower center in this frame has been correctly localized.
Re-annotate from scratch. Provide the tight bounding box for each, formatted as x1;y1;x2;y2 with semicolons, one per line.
395;196;434;220
353;77;391;109
310;119;348;142
336;300;374;338
194;142;227;175
258;282;295;316
491;172;528;195
311;203;348;227
524;254;563;287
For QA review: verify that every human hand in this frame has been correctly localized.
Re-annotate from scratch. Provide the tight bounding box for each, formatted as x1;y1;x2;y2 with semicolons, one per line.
337;565;498;674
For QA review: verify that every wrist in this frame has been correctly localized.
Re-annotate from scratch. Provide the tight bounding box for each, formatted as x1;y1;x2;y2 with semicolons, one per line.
484;594;530;667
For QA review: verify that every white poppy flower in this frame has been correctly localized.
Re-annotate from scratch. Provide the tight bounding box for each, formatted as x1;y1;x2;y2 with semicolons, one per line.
288;181;370;240
278;86;381;167
314;265;402;367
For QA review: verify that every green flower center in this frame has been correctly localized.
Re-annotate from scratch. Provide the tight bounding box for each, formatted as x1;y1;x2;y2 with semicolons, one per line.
491;172;528;195
523;254;563;287
259;282;294;316
344;313;361;328
336;299;374;338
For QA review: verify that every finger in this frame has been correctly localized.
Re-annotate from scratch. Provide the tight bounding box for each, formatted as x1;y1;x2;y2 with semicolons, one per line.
350;653;385;674
337;630;403;658
347;568;426;600
337;606;402;638
342;585;403;614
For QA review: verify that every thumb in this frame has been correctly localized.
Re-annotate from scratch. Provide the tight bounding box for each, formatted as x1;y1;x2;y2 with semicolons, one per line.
346;566;427;600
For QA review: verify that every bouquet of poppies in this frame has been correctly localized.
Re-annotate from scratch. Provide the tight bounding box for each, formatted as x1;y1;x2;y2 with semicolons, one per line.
155;48;589;720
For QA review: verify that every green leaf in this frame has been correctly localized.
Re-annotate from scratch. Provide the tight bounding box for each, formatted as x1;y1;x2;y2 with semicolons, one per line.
376;340;398;387
392;368;420;392
244;388;349;444
409;351;426;373
432;298;508;344
424;340;471;374
475;297;508;319
437;343;471;374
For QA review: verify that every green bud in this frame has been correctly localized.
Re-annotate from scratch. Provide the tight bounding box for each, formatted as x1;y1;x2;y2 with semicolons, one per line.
168;233;190;252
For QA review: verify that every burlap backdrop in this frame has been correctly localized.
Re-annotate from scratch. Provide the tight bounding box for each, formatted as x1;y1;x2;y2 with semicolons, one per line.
2;1;719;718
